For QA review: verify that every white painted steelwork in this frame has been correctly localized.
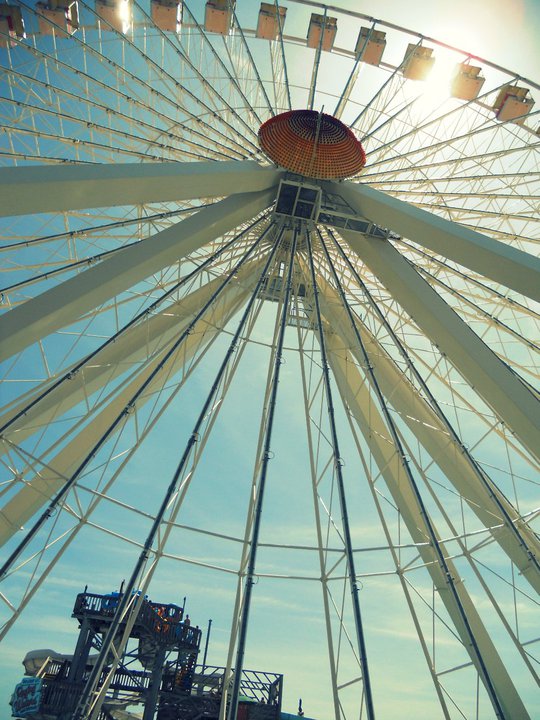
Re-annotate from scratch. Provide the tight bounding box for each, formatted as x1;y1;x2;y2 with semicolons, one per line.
0;188;276;361
0;161;281;216
325;180;540;303
0;3;538;720
340;227;540;462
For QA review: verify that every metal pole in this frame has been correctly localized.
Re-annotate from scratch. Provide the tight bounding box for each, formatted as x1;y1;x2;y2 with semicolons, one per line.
316;228;507;719
0;213;270;438
227;228;299;720
327;228;540;584
73;223;283;720
142;646;167;720
305;229;375;720
202;619;212;674
0;224;273;583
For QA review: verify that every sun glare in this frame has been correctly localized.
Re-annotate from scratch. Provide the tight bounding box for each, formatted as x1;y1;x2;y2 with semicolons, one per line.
404;48;462;115
118;0;131;33
424;52;458;98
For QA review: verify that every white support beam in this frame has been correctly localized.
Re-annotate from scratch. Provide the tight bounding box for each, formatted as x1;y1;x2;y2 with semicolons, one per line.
0;258;264;449
0;188;276;363
0;269;259;546
322;326;529;719
339;228;540;463
325;180;540;303
0;161;281;216
315;278;540;594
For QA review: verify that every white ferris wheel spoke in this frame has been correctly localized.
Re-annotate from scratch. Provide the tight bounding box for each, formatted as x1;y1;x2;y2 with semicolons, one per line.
0;186;276;361
329;179;540;301
0;160;280;215
341;228;539;461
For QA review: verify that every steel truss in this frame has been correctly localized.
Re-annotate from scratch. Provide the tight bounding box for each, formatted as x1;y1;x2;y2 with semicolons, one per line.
0;3;538;719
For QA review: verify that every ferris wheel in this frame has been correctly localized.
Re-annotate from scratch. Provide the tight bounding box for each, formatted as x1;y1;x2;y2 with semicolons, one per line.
0;1;538;719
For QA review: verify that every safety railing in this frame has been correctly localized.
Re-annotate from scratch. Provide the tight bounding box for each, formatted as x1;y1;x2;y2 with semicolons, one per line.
72;591;201;649
182;664;283;706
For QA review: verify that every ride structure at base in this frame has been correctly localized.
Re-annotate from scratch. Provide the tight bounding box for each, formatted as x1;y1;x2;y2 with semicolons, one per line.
10;587;283;720
0;2;538;719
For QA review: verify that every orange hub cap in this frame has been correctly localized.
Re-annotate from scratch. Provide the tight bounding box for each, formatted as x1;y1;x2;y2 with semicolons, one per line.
258;110;366;180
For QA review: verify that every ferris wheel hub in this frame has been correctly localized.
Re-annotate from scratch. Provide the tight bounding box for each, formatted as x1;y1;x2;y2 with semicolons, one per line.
258;109;366;180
